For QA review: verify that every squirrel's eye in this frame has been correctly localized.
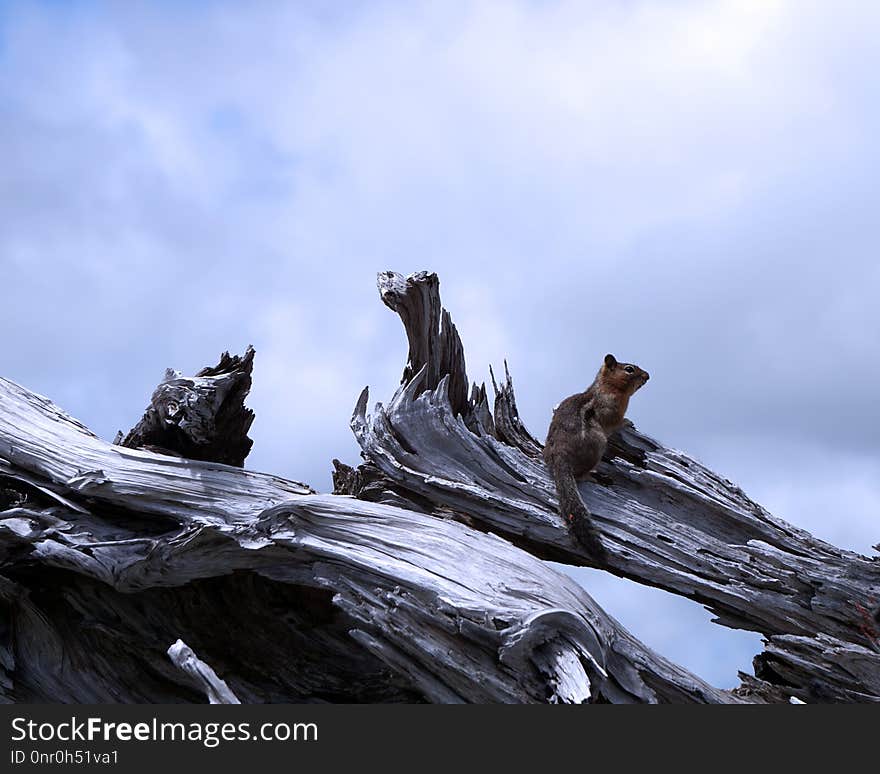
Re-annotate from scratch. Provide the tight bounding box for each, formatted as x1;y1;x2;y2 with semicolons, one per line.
625;366;635;374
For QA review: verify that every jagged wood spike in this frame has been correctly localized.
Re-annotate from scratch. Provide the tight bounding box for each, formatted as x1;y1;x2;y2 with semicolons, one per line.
352;270;880;702
2;268;876;703
378;271;470;420
0;374;742;703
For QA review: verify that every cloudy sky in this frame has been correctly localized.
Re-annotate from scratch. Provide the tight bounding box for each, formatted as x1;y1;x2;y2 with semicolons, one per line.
2;0;878;688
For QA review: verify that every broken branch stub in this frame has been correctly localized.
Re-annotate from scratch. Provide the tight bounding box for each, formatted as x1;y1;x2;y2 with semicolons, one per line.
119;346;256;466
0;369;740;703
351;270;880;702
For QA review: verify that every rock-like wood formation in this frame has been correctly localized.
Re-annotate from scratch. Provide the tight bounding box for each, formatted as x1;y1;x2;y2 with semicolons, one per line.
0;271;877;703
118;347;256;467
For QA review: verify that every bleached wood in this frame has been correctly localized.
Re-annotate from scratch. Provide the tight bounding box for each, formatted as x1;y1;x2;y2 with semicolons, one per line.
2;269;877;703
167;639;241;704
351;271;880;702
0;374;736;703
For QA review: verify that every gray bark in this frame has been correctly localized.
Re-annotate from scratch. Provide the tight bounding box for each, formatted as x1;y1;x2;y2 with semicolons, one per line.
0;370;738;703
351;271;880;702
118;346;257;467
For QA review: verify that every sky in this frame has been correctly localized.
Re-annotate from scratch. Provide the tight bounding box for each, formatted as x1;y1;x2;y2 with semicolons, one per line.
1;0;878;689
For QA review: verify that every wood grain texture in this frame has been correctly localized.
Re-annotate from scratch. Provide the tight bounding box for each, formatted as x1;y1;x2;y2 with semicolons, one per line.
0;373;736;703
167;639;241;704
119;347;257;466
351;271;880;702
1;270;877;703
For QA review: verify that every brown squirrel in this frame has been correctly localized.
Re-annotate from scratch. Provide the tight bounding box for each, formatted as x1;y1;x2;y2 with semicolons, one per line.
543;354;650;560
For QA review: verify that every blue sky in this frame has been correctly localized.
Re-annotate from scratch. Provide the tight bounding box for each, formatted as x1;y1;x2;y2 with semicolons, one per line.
2;0;878;689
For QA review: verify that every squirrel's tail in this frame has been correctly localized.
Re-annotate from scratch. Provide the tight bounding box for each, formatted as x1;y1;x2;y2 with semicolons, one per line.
547;459;607;562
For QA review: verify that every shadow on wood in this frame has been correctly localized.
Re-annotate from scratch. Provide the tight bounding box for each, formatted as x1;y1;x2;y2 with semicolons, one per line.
1;271;877;703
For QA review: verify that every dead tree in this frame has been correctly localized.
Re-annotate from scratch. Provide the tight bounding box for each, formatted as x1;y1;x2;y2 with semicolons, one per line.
0;271;877;703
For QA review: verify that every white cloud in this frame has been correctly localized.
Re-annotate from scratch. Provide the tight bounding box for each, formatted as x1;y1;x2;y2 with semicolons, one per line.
1;0;878;689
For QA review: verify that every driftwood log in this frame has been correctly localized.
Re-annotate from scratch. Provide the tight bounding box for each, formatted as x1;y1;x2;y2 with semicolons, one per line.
1;271;877;703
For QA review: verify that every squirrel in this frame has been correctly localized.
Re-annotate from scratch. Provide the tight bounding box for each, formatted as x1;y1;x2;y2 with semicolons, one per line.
543;353;650;561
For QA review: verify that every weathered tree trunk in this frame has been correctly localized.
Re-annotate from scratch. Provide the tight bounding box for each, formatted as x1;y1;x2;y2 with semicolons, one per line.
1;270;877;703
0;373;735;703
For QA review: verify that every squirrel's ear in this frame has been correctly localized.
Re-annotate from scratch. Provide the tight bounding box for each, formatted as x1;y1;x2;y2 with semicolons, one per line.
604;354;617;368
